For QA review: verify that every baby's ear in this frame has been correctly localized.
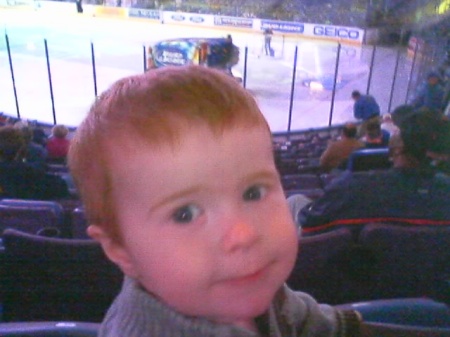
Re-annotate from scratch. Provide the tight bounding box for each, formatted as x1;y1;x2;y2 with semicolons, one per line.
88;224;138;278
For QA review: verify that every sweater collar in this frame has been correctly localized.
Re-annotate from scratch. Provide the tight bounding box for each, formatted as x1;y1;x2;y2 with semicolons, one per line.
106;277;261;337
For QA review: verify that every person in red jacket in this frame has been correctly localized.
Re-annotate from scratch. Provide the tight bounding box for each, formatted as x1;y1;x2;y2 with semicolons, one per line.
46;124;70;163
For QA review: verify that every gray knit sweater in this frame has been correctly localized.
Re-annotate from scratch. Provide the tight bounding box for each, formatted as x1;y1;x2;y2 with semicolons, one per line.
98;277;355;337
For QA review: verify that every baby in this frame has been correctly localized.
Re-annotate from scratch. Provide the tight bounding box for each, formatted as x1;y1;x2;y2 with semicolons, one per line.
69;65;399;336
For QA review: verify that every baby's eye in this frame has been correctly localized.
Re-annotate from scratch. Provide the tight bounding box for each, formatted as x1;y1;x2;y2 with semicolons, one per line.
172;204;202;224
243;185;267;201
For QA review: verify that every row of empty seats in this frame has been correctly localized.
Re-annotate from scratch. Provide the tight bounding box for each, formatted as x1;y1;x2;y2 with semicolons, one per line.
0;199;87;239
0;228;123;323
287;223;450;305
281;148;391;198
1;223;448;323
1;296;450;336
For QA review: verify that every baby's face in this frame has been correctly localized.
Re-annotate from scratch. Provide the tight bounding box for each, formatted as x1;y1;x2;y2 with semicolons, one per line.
105;123;298;329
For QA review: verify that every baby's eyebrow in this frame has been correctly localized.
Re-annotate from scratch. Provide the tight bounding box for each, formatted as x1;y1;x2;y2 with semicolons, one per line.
243;170;280;183
149;186;203;213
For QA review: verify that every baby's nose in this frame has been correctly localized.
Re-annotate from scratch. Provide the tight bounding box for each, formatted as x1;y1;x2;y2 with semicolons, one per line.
221;218;259;253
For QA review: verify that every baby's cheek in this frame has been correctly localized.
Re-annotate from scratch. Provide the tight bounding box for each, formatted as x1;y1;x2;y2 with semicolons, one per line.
279;225;299;269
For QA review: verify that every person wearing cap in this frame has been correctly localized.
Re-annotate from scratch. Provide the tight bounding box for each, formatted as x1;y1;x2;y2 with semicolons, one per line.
411;71;446;114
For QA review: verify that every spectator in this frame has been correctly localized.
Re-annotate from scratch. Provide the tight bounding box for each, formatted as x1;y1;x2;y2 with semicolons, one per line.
411;71;446;114
390;104;417;130
298;112;450;234
319;123;364;172
0;126;26;161
380;114;399;136
0;113;10;126
46;124;70;163
362;118;390;148
0;126;69;200
16;125;48;171
32;126;48;147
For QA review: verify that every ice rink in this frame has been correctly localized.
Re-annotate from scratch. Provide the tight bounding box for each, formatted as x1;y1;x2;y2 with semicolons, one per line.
0;8;412;132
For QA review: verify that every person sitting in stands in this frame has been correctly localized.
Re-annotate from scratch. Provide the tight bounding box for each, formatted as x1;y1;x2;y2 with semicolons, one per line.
390;104;417;130
0;126;69;200
17;125;48;171
362;118;390;148
319;123;364;172
46;124;70;163
32;125;48;147
380;113;399;136
68;65;412;337
298;111;450;234
411;71;446;114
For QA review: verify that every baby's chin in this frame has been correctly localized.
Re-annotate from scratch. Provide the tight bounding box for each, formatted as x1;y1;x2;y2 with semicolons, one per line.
205;284;280;326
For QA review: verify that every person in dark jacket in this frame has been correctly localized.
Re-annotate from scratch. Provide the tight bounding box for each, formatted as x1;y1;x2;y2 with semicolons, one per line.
351;90;381;137
362;118;390;148
351;90;380;122
298;112;450;234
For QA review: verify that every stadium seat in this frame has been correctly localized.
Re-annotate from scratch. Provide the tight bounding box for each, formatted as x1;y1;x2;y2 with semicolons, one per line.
71;207;89;239
319;172;342;188
0;321;99;337
286;228;355;304
0;229;123;322
0;199;67;237
336;297;450;328
358;223;450;301
46;164;69;174
281;173;322;190
347;148;391;171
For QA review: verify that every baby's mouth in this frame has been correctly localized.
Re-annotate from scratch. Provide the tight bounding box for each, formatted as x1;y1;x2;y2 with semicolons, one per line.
223;263;271;286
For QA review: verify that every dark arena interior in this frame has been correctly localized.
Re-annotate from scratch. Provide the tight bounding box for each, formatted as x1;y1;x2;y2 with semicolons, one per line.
0;0;450;336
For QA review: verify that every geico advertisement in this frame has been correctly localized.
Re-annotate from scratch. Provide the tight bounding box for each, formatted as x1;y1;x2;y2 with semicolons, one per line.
304;23;364;43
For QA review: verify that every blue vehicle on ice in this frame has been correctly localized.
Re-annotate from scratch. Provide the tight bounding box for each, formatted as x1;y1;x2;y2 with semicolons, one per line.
147;36;240;79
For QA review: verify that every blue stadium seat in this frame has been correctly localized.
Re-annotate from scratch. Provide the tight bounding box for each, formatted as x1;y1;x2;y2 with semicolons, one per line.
0;199;66;237
71;207;89;239
347;148;391;172
336;297;450;328
0;229;123;322
358;223;450;301
0;321;99;337
286;228;354;304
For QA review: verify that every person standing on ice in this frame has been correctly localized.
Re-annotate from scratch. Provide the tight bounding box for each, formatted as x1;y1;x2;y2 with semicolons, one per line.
263;28;274;56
